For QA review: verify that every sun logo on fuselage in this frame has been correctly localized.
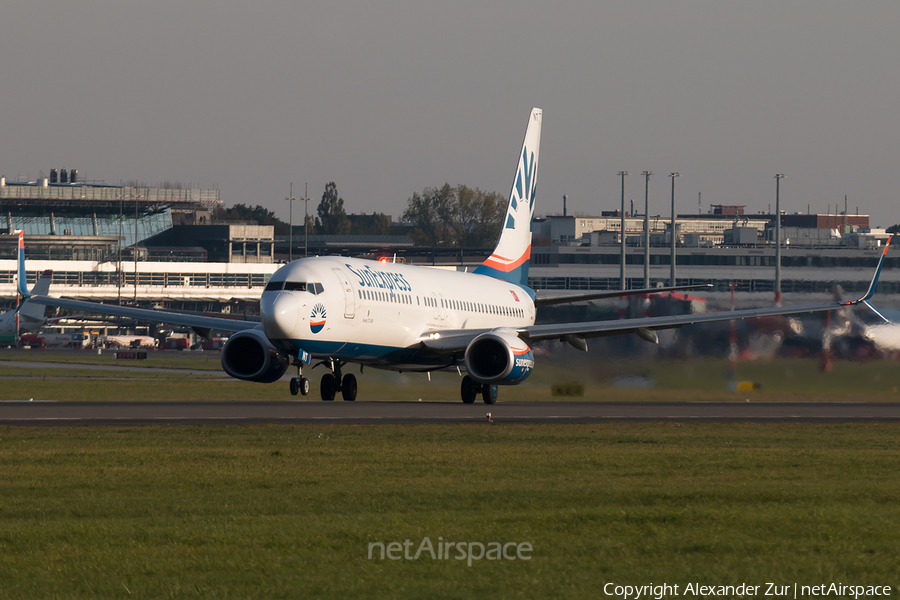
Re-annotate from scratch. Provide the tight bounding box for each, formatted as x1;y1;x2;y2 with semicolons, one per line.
310;303;327;334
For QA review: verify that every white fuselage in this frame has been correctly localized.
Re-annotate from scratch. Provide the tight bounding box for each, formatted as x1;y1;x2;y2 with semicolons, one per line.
0;309;45;342
260;256;536;369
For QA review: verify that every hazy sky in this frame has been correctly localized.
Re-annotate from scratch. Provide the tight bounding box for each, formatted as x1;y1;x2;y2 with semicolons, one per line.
3;1;899;227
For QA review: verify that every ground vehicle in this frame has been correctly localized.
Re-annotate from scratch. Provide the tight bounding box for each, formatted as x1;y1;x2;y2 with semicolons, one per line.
39;333;92;349
99;335;158;349
18;333;46;348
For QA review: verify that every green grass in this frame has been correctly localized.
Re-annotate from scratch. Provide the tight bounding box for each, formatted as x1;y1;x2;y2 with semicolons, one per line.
2;356;900;402
0;424;898;598
0;366;226;380
0;350;222;371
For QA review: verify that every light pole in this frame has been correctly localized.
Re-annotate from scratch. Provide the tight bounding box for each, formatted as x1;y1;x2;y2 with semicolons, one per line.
287;183;295;263
303;182;310;259
642;171;652;289
619;171;629;290
669;172;680;286
774;173;786;305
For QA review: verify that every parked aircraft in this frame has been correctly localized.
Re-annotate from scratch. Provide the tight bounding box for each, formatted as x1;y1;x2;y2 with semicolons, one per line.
25;108;894;402
0;232;53;345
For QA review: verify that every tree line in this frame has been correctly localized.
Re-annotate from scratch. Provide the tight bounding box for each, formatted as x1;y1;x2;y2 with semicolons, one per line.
213;181;507;247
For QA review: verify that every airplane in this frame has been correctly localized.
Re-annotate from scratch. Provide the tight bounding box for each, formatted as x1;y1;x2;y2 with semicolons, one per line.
0;231;53;345
24;108;895;403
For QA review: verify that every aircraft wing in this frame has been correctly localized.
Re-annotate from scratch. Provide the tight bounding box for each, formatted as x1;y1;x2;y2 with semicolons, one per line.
422;235;894;352
26;295;258;335
534;283;712;307
518;299;849;343
419;298;854;353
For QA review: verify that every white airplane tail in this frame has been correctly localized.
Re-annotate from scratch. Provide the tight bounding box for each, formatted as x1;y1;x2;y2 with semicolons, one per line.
474;107;542;288
16;233;51;321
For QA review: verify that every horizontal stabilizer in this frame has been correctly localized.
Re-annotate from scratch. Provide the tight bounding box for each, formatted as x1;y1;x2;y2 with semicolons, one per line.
18;270;53;321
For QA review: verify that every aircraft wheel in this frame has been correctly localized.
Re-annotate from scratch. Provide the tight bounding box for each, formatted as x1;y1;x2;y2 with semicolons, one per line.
320;373;335;401
299;377;310;396
341;373;358;401
460;376;477;404
482;384;498;405
289;377;300;396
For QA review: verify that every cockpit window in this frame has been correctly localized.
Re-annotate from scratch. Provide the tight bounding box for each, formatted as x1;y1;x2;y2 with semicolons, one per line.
275;281;323;294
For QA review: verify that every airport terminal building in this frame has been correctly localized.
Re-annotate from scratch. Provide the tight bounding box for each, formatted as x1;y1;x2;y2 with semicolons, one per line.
0;174;897;314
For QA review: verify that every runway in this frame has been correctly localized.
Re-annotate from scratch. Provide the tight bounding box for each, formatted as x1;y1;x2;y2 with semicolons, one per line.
2;400;900;426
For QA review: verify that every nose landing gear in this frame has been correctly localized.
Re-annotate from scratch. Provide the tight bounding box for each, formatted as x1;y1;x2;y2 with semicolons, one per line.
289;376;310;396
289;358;310;397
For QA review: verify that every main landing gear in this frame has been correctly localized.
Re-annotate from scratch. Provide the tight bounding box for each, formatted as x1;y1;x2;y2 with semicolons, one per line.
290;356;358;401
319;359;357;402
460;375;498;405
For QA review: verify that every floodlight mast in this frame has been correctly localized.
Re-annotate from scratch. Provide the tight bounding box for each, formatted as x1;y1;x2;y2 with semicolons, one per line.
619;171;629;290
669;172;680;286
774;173;786;305
642;171;652;289
304;183;310;259
287;183;296;263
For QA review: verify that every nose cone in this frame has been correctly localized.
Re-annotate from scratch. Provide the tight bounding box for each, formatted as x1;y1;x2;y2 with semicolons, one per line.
262;292;300;339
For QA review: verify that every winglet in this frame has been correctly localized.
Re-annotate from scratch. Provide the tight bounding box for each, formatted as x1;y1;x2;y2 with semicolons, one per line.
853;235;893;304
16;231;28;298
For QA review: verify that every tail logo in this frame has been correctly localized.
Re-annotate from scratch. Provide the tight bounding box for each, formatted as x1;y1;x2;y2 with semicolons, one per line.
310;303;327;334
508;146;537;230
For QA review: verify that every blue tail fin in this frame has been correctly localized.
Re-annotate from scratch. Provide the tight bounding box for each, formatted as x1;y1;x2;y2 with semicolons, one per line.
473;108;542;287
16;231;28;297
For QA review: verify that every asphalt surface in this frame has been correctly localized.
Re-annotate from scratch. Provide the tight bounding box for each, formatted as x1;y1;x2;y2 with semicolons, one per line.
0;359;228;377
1;400;900;426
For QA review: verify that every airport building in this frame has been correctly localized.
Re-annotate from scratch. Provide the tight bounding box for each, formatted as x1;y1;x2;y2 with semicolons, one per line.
0;174;272;313
528;244;900;308
533;207;873;248
529;205;894;308
0;172;896;314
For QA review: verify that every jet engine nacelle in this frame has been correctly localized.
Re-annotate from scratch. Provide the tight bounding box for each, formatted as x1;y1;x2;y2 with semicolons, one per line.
220;329;288;383
464;329;534;385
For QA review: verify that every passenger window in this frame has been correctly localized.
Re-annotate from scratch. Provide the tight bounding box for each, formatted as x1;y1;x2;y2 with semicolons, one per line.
265;280;285;292
283;281;307;292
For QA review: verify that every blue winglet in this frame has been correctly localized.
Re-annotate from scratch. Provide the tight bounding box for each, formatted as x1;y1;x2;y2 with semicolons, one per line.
16;231;28;298
856;235;893;304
